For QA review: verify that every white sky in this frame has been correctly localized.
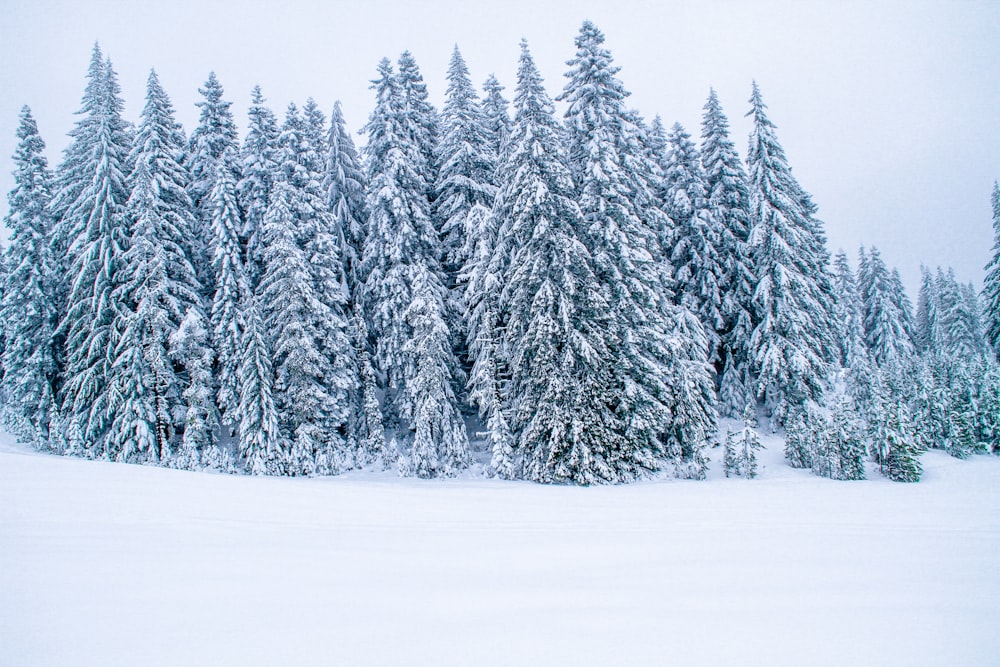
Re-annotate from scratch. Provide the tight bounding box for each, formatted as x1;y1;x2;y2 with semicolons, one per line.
1;0;998;295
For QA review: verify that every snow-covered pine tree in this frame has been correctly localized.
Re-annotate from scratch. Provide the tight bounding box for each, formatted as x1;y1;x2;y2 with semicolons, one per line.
185;72;240;290
663;121;726;364
745;82;835;424
724;405;763;478
169;308;221;470
984;182;1000;356
302;98;328;166
396;51;439;192
936;267;982;358
490;40;623;484
832;250;868;368
52;45;133;455
257;104;357;476
558;21;715;481
701;88;756;416
481;74;511;160
0;106;60;447
435;45;497;279
362;59;468;477
236;293;281;474
209;146;247;427
238;86;280;287
869;373;922;482
323;101;380;464
975;362;1000;453
946;376;977;460
914;266;936;354
858;246;915;366
830;397;866;480
783;409;813;469
106;71;209;464
324;100;368;299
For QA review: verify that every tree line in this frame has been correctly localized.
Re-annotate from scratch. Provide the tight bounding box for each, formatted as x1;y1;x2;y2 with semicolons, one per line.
2;22;998;483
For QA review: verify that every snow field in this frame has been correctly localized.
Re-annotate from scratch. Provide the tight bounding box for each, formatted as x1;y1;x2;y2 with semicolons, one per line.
2;431;999;666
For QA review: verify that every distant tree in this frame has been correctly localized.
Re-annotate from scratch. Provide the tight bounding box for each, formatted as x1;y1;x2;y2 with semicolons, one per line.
858;246;914;366
724;405;763;479
481;74;511;159
0;106;60;447
984;182;1000;355
832;250;868;368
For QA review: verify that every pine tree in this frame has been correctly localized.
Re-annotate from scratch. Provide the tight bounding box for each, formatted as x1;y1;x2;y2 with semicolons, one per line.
745;82;834;423
558;21;715;481
869;374;922;482
0;106;60;447
185;72;240;288
830;398;867;480
238;86;279;286
435;45;497;278
481;74;511;159
52;45;133;454
237;293;282;474
396;51;439;190
106;71;208;464
858;246;914;366
783;410;813;469
324;100;367;298
701;88;755;416
832;250;868;368
208;147;247;426
663;122;726;363
984;182;1000;355
724;405;763;478
362;59;469;477
490;40;624;484
169;308;221;469
258;104;357;476
460;203;513;477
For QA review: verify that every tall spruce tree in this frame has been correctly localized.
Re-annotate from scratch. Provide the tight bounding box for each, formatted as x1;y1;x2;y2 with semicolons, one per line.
832;250;868;368
558;21;715;480
481;74;511;159
106;71;208;464
0;107;60;447
238;86;279;286
663;121;726;364
209;147;247;426
701;88;755;416
362;59;469;477
435;45;497;278
185;72;240;290
324;100;368;298
258;104;357;475
52;45;133;454
745;82;834;423
858;246;914;366
984;182;1000;355
490;41;623;484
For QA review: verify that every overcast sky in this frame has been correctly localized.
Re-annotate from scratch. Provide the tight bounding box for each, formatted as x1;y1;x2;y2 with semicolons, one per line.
1;0;997;295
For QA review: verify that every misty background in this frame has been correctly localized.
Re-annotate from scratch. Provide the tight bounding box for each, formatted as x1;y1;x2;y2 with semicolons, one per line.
1;0;997;295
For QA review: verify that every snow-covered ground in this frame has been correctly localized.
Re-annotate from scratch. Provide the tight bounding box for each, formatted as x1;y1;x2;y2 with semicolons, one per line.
2;430;999;666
